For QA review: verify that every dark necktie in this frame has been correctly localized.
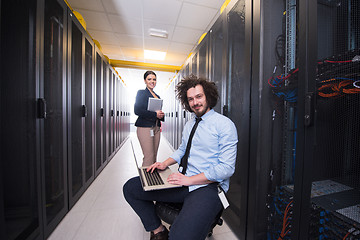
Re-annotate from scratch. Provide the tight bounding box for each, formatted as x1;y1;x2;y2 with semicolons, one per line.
179;117;202;174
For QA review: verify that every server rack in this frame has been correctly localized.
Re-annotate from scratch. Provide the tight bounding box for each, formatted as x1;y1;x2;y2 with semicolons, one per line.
95;47;105;176
0;0;130;238
174;70;186;149
104;65;110;160
298;1;360;239
198;33;209;79
119;78;124;145
40;0;69;236
209;13;227;115
184;62;190;77
67;11;95;208
84;34;95;186
191;52;198;76
103;61;109;164
224;1;252;238
163;0;359;239
0;1;42;239
168;82;174;149
115;72;120;149
174;75;181;149
162;81;172;149
171;81;176;148
109;69;114;157
121;80;130;144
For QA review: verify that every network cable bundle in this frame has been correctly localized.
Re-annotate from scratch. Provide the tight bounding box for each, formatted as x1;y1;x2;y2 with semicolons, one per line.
308;180;360;240
312;49;360;240
268;67;299;103
268;180;360;240
310;204;360;240
266;0;360;238
267;186;293;240
317;49;360;99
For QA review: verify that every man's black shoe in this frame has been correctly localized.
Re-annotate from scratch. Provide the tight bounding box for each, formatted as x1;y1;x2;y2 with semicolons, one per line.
150;227;169;240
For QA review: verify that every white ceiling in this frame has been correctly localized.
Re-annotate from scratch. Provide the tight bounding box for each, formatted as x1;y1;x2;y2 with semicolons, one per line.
66;0;226;95
66;0;225;68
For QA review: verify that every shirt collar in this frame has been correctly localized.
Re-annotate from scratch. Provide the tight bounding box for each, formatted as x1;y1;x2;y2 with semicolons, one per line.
198;109;214;122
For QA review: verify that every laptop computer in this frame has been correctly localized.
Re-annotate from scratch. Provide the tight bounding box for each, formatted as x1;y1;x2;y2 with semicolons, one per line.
130;139;182;191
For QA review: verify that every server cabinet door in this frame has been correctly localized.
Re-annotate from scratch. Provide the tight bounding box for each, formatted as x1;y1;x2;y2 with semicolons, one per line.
191;53;198;76
113;73;116;153
109;72;115;156
297;1;360;239
68;18;84;207
95;52;104;175
103;63;109;163
223;0;251;238
42;0;68;236
84;37;94;185
119;85;123;145
209;14;226;114
116;77;120;148
113;76;117;150
111;73;116;153
0;1;41;239
174;80;180;149
184;63;190;77
259;0;300;239
198;34;209;79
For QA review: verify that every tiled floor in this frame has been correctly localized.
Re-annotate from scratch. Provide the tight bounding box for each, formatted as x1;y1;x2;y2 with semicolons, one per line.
48;133;239;240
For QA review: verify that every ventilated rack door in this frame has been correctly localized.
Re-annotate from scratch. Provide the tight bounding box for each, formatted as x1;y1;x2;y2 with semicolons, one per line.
306;1;360;239
223;1;252;238
95;52;104;175
0;1;40;239
84;37;94;184
42;0;69;236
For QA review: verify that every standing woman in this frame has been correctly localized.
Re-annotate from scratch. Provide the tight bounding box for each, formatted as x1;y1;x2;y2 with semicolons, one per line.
134;71;165;166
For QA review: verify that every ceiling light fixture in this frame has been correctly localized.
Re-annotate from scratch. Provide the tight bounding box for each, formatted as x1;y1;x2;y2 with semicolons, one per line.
144;50;167;61
149;28;168;38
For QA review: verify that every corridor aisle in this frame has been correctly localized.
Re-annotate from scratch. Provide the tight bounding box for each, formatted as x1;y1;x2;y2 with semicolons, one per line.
48;133;238;240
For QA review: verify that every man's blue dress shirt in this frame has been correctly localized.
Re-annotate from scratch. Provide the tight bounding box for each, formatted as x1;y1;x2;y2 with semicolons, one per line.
170;109;238;192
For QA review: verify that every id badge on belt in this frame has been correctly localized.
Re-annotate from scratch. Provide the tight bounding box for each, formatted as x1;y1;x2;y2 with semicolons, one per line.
150;129;154;137
218;185;229;209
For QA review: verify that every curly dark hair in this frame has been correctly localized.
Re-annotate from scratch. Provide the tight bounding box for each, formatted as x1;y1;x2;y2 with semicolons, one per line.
176;75;218;112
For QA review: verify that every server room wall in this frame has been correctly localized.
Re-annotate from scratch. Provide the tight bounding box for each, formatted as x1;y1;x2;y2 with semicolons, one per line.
0;0;131;239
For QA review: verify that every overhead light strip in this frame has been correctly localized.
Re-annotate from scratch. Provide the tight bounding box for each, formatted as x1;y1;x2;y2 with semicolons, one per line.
110;59;181;72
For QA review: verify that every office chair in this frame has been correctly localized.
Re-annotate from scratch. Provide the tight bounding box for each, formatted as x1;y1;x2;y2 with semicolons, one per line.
155;201;223;237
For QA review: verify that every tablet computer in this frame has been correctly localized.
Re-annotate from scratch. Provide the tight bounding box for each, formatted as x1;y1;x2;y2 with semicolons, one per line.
147;97;163;112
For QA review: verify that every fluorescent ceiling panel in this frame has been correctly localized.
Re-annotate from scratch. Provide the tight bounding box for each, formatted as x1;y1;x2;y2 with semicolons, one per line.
144;50;167;61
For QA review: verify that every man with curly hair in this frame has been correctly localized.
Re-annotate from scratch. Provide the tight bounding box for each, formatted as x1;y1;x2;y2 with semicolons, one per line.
123;75;238;240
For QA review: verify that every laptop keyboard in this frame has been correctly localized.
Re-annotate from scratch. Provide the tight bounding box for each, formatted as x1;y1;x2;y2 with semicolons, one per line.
142;169;164;186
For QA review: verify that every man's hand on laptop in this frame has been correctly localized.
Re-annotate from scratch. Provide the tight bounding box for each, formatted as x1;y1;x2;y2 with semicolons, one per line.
147;162;167;173
167;172;190;186
147;157;177;173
